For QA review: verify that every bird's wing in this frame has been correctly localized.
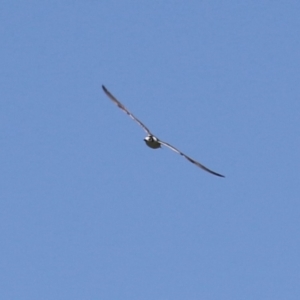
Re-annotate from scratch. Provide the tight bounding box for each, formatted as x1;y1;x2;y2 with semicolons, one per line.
158;140;225;177
102;85;153;136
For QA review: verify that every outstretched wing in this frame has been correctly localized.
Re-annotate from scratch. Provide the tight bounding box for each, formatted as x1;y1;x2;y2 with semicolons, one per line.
102;85;153;136
159;140;225;177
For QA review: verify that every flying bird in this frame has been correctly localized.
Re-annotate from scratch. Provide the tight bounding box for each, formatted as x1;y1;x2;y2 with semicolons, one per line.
102;85;225;177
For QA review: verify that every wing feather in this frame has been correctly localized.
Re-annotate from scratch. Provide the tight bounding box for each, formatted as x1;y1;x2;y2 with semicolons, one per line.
102;85;152;135
159;140;225;177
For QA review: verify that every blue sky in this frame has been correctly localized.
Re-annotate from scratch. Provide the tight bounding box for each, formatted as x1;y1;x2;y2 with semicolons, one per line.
1;1;300;299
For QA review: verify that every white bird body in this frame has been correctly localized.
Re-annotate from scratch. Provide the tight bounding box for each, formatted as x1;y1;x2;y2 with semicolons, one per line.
102;85;225;178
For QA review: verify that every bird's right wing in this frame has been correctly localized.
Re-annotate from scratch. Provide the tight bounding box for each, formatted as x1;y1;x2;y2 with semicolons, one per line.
102;85;153;136
159;139;225;177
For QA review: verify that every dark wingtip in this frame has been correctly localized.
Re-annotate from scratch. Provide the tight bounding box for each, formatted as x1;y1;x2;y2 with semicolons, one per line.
217;173;225;178
102;85;107;92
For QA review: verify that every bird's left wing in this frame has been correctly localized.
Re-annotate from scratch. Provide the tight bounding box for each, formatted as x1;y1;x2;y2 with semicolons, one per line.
102;85;153;136
159;140;225;177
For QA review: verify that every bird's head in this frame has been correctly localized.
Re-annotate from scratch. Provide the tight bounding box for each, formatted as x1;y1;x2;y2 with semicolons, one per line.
144;135;153;142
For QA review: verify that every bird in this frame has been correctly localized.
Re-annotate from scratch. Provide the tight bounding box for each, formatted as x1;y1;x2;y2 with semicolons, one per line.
102;85;225;177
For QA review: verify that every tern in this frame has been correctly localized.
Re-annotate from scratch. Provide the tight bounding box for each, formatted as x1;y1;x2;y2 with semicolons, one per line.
102;85;224;177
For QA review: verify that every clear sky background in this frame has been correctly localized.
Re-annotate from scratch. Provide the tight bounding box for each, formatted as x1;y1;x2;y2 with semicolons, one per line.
1;1;299;299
